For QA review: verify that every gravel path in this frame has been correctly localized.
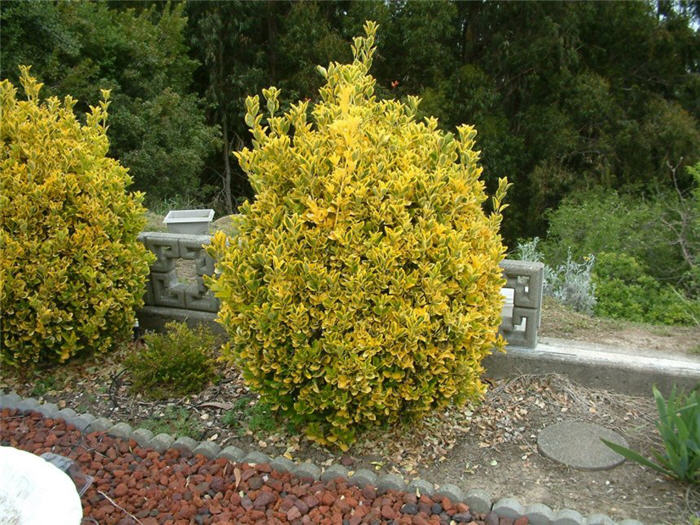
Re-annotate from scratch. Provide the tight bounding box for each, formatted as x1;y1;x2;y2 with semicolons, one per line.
2;409;509;525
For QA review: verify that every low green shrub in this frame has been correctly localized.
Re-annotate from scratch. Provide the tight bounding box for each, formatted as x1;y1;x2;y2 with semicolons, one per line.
125;321;220;399
516;238;698;325
593;252;698;325
222;397;279;435
602;386;699;484
139;406;203;440
221;398;249;428
543;189;675;281
30;375;59;398
515;238;596;314
544;168;699;298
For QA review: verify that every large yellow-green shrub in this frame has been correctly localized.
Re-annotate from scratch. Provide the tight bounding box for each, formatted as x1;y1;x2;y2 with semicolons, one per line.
1;67;154;366
207;23;509;449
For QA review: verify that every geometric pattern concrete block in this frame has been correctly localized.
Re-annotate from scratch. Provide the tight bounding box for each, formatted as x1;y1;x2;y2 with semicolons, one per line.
293;462;321;482
500;259;544;309
139;232;219;313
192;441;221;459
107;422;133;440
151;272;187;309
139;232;179;273
492;497;525;519
131;428;154;448
407;479;435;498
178;235;214;274
184;283;219;312
270;456;296;474
464;488;493;515
321;464;349;482
499;259;544;348
585;514;615;525
219;446;245;463
172;436;199;453
524;503;555;525
149;433;175;453
185;286;220;312
349;468;378;488
175;234;218;312
434;483;464;504
377;473;407;494
552;509;585;525
500;305;540;348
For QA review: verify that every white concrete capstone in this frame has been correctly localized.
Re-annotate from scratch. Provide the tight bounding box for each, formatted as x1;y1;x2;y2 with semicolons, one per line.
163;209;215;234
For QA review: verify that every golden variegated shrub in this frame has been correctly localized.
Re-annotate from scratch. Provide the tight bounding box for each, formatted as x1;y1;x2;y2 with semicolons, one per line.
207;22;509;449
0;67;154;366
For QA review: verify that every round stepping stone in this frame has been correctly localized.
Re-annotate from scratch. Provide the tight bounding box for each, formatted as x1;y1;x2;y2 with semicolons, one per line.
537;420;628;470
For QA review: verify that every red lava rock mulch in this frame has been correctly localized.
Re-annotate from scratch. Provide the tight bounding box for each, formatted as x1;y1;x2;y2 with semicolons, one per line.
1;409;521;525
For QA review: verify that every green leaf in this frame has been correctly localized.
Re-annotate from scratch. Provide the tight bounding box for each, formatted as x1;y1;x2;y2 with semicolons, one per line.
600;438;672;478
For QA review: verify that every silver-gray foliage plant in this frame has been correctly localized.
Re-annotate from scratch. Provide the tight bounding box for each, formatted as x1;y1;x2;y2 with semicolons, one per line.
516;238;596;314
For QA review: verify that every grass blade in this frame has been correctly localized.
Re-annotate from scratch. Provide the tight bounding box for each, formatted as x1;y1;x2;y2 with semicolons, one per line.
601;438;672;478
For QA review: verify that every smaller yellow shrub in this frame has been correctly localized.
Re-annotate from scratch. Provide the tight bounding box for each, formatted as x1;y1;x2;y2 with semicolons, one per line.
1;67;154;366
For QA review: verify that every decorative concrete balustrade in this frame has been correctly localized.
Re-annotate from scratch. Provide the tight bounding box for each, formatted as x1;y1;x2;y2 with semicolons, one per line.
499;259;544;348
137;232;219;315
137;232;544;348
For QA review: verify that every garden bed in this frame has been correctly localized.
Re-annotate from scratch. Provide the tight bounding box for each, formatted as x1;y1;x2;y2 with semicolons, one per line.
3;300;698;523
3;410;491;524
2;345;697;524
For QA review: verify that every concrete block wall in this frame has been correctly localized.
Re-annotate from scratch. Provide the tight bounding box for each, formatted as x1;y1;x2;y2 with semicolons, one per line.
137;232;544;348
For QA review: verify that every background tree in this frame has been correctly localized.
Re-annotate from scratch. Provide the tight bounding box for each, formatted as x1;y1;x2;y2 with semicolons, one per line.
3;0;697;243
426;1;700;240
185;1;272;213
1;0;219;205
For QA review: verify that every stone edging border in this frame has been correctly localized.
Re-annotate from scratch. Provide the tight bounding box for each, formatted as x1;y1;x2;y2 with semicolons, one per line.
1;391;644;525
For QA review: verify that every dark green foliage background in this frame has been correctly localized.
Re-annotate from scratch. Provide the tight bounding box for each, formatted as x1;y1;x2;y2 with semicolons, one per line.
593;252;699;325
2;0;698;243
0;1;220;206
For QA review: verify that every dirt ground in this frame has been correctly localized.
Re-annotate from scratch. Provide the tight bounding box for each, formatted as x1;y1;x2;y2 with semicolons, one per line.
2;301;699;524
539;296;700;356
